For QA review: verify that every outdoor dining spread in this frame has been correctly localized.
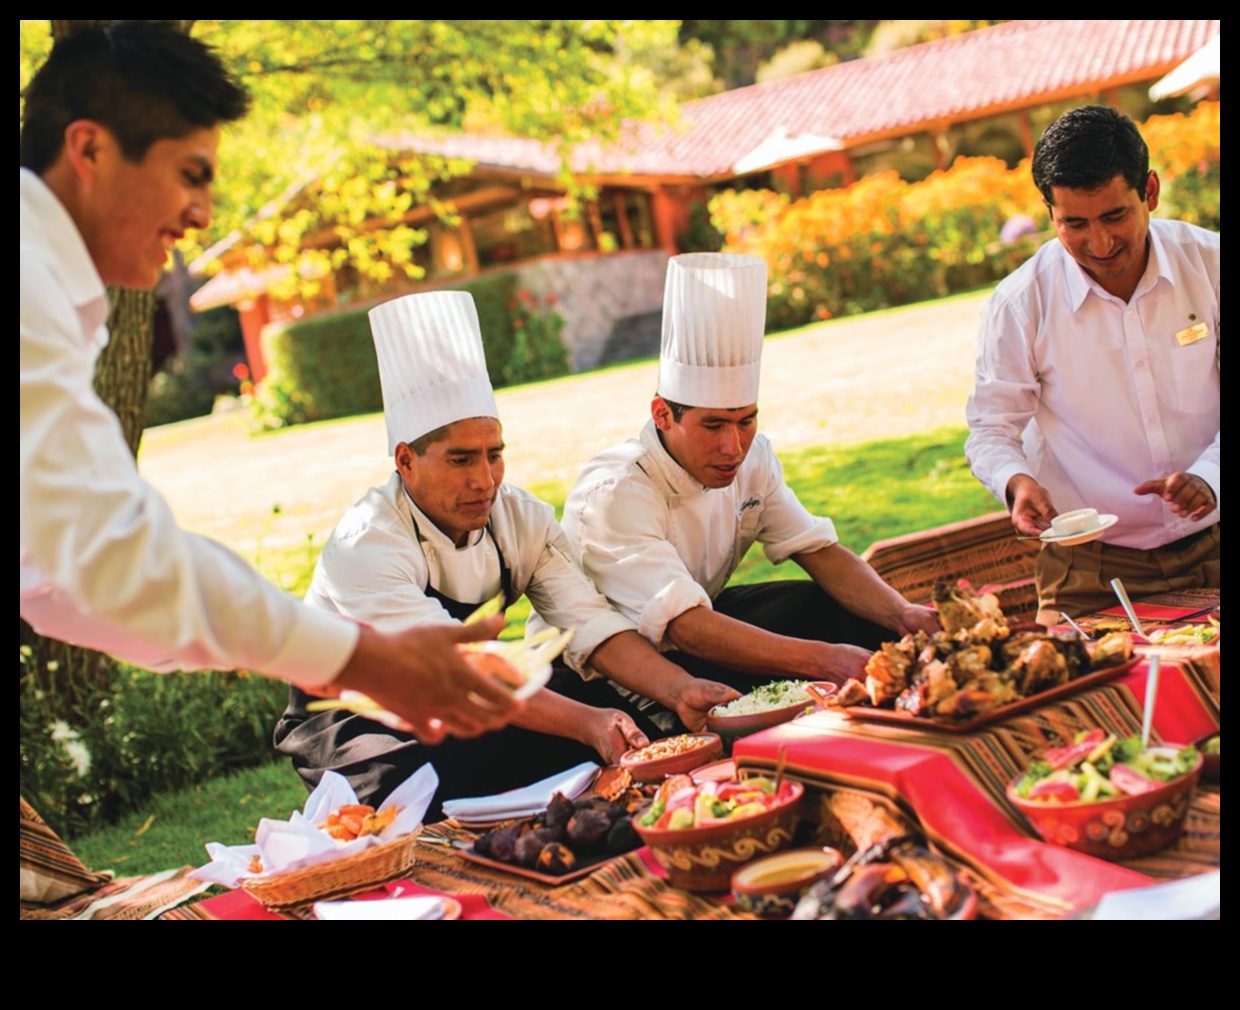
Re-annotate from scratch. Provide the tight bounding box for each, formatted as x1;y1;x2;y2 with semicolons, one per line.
167;585;1220;921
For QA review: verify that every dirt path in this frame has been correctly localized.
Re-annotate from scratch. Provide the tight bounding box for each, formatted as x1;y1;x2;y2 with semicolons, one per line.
139;291;991;554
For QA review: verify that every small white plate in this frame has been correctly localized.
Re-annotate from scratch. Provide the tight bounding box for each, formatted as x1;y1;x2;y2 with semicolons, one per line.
1039;513;1119;547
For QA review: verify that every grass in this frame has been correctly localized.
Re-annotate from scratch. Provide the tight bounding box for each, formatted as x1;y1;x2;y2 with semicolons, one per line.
67;423;997;875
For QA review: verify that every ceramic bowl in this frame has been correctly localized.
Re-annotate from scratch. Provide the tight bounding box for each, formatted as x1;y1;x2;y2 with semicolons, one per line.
706;684;834;743
731;846;844;917
618;733;724;783
633;780;805;892
1006;745;1203;861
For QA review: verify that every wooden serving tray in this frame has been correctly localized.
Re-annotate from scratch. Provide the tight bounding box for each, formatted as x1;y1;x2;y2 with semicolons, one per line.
451;840;630;886
841;656;1140;734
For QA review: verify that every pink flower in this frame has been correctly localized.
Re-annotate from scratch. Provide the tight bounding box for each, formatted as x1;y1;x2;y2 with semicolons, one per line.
545;293;559;305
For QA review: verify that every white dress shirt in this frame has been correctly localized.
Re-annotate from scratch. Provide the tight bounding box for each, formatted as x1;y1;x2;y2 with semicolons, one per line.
19;169;355;687
303;472;635;675
557;420;837;648
965;219;1220;550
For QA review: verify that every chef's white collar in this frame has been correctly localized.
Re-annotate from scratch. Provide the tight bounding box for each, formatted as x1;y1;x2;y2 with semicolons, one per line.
638;418;717;496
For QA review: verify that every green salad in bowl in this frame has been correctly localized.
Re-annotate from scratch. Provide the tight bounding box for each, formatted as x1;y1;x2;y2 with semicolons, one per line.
1013;729;1199;804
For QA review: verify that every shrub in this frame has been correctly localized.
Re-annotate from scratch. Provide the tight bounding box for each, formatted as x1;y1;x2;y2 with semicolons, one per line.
250;272;525;431
711;102;1220;329
501;290;570;386
20;645;289;840
144;305;245;428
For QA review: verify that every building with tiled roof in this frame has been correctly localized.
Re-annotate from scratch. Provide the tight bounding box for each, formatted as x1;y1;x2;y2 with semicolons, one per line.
192;19;1218;378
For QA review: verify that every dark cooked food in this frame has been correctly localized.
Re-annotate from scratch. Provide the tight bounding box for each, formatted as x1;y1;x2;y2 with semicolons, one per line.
605;814;641;854
791;836;967;920
469;782;658;877
515;827;559;868
833;581;1134;722
544;792;576;834
566;808;612;849
536;842;577;874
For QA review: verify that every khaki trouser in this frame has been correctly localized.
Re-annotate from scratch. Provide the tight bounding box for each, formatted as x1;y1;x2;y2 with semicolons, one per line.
1035;524;1220;627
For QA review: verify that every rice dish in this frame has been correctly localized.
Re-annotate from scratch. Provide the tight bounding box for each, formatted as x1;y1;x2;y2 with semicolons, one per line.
713;680;813;717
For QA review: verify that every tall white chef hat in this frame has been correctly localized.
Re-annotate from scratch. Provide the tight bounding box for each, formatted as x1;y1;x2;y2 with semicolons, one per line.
657;252;768;409
369;290;499;453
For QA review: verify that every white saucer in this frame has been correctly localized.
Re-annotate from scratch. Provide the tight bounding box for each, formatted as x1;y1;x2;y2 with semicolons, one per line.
1039;513;1119;546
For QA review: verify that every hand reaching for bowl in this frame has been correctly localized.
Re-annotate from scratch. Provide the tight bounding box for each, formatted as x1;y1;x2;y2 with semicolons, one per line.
670;679;741;733
1134;471;1217;523
584;709;649;765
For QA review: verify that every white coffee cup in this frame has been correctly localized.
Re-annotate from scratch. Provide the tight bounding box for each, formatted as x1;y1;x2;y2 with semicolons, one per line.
1051;508;1099;536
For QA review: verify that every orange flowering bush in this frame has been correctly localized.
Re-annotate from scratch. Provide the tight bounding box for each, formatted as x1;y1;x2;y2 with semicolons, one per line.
711;103;1219;329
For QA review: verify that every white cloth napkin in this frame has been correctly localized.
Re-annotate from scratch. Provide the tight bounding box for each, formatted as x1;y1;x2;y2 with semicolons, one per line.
314;896;445;920
191;765;438;888
441;761;598;822
1091;870;1220;920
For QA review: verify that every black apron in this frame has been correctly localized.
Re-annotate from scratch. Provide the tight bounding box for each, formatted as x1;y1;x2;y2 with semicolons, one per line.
273;521;641;822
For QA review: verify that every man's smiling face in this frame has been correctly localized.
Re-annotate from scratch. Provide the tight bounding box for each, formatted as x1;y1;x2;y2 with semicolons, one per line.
1049;170;1159;302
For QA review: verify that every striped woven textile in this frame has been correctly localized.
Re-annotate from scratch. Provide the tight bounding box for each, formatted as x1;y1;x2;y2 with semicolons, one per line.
735;655;1221;919
863;511;1041;621
164;828;753;920
20;797;210;920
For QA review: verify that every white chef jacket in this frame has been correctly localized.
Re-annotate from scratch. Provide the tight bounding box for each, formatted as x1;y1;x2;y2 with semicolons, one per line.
965;218;1220;550
557;420;837;649
19;169;354;687
303;472;636;675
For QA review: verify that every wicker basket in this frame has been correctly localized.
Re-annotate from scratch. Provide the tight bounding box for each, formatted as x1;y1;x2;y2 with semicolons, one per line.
240;825;423;912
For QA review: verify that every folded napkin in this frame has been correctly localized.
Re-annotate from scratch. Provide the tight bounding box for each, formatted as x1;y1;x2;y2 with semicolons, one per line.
441;761;599;822
314;896;445;920
1092;870;1220;920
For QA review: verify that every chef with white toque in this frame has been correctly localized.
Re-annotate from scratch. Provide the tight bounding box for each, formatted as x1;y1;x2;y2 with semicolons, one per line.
275;290;737;821
547;253;940;716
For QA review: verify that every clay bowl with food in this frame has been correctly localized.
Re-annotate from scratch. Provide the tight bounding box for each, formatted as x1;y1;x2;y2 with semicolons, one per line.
706;681;836;744
619;732;724;783
731;846;844;918
1006;739;1203;861
633;777;805;892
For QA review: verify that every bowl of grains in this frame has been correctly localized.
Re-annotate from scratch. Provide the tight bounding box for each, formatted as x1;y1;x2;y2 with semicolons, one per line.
706;679;835;743
619;733;724;783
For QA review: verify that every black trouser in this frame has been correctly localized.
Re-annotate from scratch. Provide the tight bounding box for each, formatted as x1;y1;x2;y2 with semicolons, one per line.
600;580;891;733
273;666;664;823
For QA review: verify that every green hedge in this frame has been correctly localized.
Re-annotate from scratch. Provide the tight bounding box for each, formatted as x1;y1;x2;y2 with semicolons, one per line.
251;273;527;431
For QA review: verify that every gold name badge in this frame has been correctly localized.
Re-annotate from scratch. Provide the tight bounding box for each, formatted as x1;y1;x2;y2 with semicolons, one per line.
1176;322;1210;346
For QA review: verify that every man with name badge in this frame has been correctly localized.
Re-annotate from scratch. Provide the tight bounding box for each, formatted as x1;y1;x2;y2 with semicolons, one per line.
965;105;1219;626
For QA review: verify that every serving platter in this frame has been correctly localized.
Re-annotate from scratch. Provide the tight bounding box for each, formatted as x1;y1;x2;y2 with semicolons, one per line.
841;656;1141;734
451;839;628;885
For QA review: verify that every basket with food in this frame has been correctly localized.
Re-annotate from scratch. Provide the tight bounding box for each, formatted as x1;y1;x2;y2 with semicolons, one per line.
829;581;1137;731
191;767;435;911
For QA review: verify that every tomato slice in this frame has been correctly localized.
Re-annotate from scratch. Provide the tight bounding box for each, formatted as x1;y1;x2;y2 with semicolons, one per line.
1027;779;1081;803
1042;729;1107;770
1110;764;1164;796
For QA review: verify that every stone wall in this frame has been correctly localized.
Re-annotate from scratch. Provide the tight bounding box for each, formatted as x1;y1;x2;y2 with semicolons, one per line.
510;249;670;372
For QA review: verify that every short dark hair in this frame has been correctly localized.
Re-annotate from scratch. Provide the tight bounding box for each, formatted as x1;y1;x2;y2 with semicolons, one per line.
408;424;453;457
659;397;692;423
20;21;250;174
1032;105;1150;206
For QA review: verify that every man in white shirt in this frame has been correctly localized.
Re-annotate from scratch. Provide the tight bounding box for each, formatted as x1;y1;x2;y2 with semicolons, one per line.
965;105;1220;625
556;253;939;708
20;22;520;747
275;291;739;817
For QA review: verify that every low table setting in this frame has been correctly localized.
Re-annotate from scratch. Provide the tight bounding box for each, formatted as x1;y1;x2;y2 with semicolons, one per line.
163;586;1219;921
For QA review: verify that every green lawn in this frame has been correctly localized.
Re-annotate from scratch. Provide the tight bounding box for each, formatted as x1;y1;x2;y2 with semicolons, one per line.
69;423;998;876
